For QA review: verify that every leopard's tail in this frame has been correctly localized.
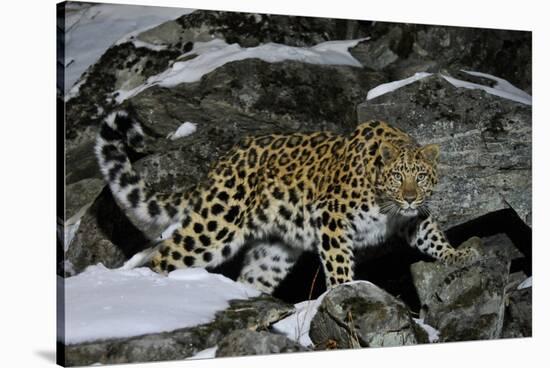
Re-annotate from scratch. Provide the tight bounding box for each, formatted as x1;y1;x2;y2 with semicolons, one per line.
95;109;188;240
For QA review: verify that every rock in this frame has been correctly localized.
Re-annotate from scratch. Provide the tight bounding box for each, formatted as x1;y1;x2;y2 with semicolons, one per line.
128;58;386;138
65;11;375;146
216;330;308;357
501;272;532;338
136;20;188;46
173;11;371;48
479;233;524;262
65;178;105;219
349;27;401;71
410;236;512;342
350;23;531;92
358;74;531;228
63;295;293;366
309;282;419;349
65;140;103;184
65;189;150;274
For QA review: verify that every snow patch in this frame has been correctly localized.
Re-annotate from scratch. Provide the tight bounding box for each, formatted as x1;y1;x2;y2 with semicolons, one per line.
117;247;162;270
441;71;532;105
413;318;440;343
272;297;324;347
187;346;218;360
167;122;197;140
64;203;91;252
517;276;532;290
65;76;87;101
65;265;260;344
63;260;76;276
366;72;432;101
158;221;182;241
114;38;368;103
115;29;169;51
366;70;531;105
64;218;81;252
460;70;532;102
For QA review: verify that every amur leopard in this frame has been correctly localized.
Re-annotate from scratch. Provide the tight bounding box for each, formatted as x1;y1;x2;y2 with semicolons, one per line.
95;108;481;294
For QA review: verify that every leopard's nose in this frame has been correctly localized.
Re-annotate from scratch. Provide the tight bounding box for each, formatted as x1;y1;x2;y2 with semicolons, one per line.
403;194;416;204
403;185;417;204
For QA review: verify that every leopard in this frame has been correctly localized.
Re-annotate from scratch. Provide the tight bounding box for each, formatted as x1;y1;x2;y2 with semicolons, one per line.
95;108;481;294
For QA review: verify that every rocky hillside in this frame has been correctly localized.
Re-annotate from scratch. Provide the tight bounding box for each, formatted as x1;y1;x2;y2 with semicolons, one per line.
59;6;532;366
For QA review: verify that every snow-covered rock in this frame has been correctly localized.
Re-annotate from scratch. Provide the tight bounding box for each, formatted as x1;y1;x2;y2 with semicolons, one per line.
63;2;193;92
62;267;293;366
64;265;260;344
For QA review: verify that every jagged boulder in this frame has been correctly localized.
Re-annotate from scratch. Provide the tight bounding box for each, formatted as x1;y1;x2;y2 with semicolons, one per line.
63;295;293;366
410;236;514;342
216;330;308;357
501;271;532;338
309;282;420;349
358;73;532;228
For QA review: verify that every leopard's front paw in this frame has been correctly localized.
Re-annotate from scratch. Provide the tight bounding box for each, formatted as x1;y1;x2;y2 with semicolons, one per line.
448;236;484;266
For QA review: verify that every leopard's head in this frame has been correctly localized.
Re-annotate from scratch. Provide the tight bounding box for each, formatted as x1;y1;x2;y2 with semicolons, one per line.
377;142;439;217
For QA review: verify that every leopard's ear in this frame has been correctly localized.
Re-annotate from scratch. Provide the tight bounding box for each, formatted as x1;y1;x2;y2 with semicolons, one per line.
419;144;440;164
380;141;399;164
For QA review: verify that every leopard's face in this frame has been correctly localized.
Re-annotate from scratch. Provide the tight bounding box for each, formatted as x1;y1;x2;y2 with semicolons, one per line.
378;142;440;217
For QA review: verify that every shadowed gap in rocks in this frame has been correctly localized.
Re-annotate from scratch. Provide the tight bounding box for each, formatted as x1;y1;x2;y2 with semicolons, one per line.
209;208;531;314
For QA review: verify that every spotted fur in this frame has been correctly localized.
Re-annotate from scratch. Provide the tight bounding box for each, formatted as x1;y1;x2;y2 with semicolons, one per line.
96;110;481;294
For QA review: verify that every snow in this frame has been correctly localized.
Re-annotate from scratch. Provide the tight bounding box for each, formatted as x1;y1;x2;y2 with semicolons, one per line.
441;70;532;105
63;260;76;277
116;246;162;271
517;276;532;290
65;76;87;101
413;318;440;343
64;218;80;252
114;38;368;103
187;346;218;360
460;70;531;100
115;30;168;51
167;122;198;140
272;296;325;347
366;72;432;100
63;2;194;95
366;70;532;105
64;265;260;345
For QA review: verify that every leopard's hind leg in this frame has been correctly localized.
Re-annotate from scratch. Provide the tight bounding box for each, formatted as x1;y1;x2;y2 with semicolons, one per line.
237;242;301;294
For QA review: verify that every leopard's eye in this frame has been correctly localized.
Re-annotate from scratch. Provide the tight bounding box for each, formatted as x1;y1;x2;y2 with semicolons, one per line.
417;173;427;181
392;172;402;181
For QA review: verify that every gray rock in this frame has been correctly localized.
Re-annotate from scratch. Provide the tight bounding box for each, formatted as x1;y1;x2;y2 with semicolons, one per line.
358;74;531;228
65;139;102;185
350;23;531;92
216;330;308;357
481;233;524;262
173;11;371;48
63;295;293;366
309;282;419;349
501;272;532;338
349;27;401;71
65;10;374;146
410;236;512;342
65;178;105;219
65;190;150;275
136;20;188;47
